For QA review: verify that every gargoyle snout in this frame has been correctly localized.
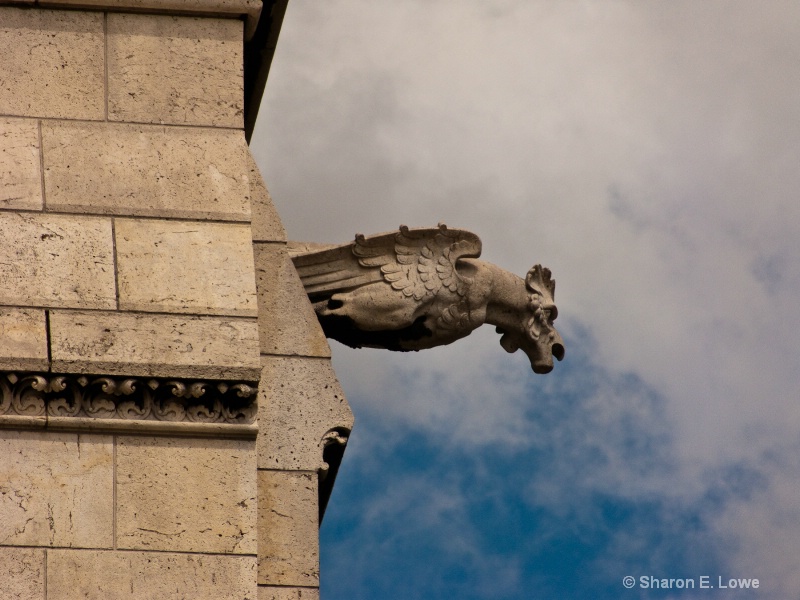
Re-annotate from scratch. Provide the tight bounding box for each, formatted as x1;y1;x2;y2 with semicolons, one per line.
532;363;552;374
532;340;564;373
531;324;564;373
497;326;564;374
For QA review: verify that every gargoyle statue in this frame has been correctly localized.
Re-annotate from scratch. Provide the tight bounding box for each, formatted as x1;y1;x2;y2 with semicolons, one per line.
289;224;565;374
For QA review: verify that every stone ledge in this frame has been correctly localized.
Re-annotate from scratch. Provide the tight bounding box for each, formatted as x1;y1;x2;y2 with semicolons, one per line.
30;0;263;39
0;371;258;437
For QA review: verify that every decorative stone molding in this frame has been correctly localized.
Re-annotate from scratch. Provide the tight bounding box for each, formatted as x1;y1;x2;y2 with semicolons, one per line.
0;371;258;438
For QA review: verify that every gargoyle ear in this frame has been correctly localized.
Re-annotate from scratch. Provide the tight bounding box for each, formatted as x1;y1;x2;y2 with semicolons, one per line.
526;264;555;297
525;265;541;292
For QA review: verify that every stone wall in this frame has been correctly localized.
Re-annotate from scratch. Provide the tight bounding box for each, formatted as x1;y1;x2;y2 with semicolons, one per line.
0;3;352;598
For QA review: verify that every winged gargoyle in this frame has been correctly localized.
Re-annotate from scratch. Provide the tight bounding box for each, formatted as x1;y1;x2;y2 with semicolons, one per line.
289;224;565;373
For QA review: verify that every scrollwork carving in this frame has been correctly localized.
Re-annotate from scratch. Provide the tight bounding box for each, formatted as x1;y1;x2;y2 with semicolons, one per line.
47;375;83;417
0;372;257;425
11;374;48;416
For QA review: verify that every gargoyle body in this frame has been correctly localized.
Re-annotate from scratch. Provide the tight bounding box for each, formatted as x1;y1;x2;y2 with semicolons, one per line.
290;224;564;373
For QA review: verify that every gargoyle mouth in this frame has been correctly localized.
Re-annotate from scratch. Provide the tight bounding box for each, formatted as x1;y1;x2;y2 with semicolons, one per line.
552;342;565;361
497;328;518;353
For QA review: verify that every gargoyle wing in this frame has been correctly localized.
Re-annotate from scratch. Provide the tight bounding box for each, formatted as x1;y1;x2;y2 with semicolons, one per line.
289;242;384;301
354;224;482;300
290;224;482;302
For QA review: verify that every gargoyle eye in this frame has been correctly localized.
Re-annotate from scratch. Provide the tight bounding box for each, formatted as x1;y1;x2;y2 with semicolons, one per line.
545;305;558;321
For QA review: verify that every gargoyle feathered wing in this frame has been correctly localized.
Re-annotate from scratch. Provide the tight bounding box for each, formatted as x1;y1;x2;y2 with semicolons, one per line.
290;224;482;304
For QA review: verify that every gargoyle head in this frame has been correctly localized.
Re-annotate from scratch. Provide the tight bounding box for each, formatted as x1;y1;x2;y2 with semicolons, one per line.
497;264;565;374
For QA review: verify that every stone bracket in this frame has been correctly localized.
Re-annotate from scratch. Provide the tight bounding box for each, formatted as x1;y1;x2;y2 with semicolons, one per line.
0;371;258;438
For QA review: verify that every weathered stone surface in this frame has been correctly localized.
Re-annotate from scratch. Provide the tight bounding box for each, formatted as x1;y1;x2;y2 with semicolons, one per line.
258;357;352;471
107;13;243;127
0;308;48;371
42;121;251;220
259;587;319;600
0;547;44;600
0;8;104;120
49;310;260;380
258;470;318;587
47;550;257;600
0;431;112;548
116;218;258;317
254;244;330;357
116;436;256;554
249;153;286;242
0;119;42;211
0;213;115;309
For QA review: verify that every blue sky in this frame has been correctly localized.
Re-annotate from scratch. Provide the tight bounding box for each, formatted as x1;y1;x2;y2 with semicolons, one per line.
251;2;800;597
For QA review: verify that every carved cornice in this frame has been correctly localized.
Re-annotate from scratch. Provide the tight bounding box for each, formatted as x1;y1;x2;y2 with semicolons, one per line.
0;372;258;438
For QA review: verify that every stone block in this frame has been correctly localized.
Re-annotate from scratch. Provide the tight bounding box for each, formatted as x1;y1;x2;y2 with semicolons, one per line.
258;470;319;587
47;550;257;600
0;119;42;211
49;310;261;380
248;153;286;242
116;436;256;554
0;8;104;120
259;587;319;600
0;547;44;600
0;213;115;309
0;431;113;548
42;121;251;221
258;357;352;471
0;548;46;600
0;308;48;371
254;244;330;357
107;13;243;128
115;218;257;316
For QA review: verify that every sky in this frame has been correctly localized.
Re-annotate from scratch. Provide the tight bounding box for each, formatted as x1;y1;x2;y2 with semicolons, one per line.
250;2;800;598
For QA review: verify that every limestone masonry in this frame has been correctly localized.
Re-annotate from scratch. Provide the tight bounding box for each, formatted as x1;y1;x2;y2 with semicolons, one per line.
0;1;352;598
